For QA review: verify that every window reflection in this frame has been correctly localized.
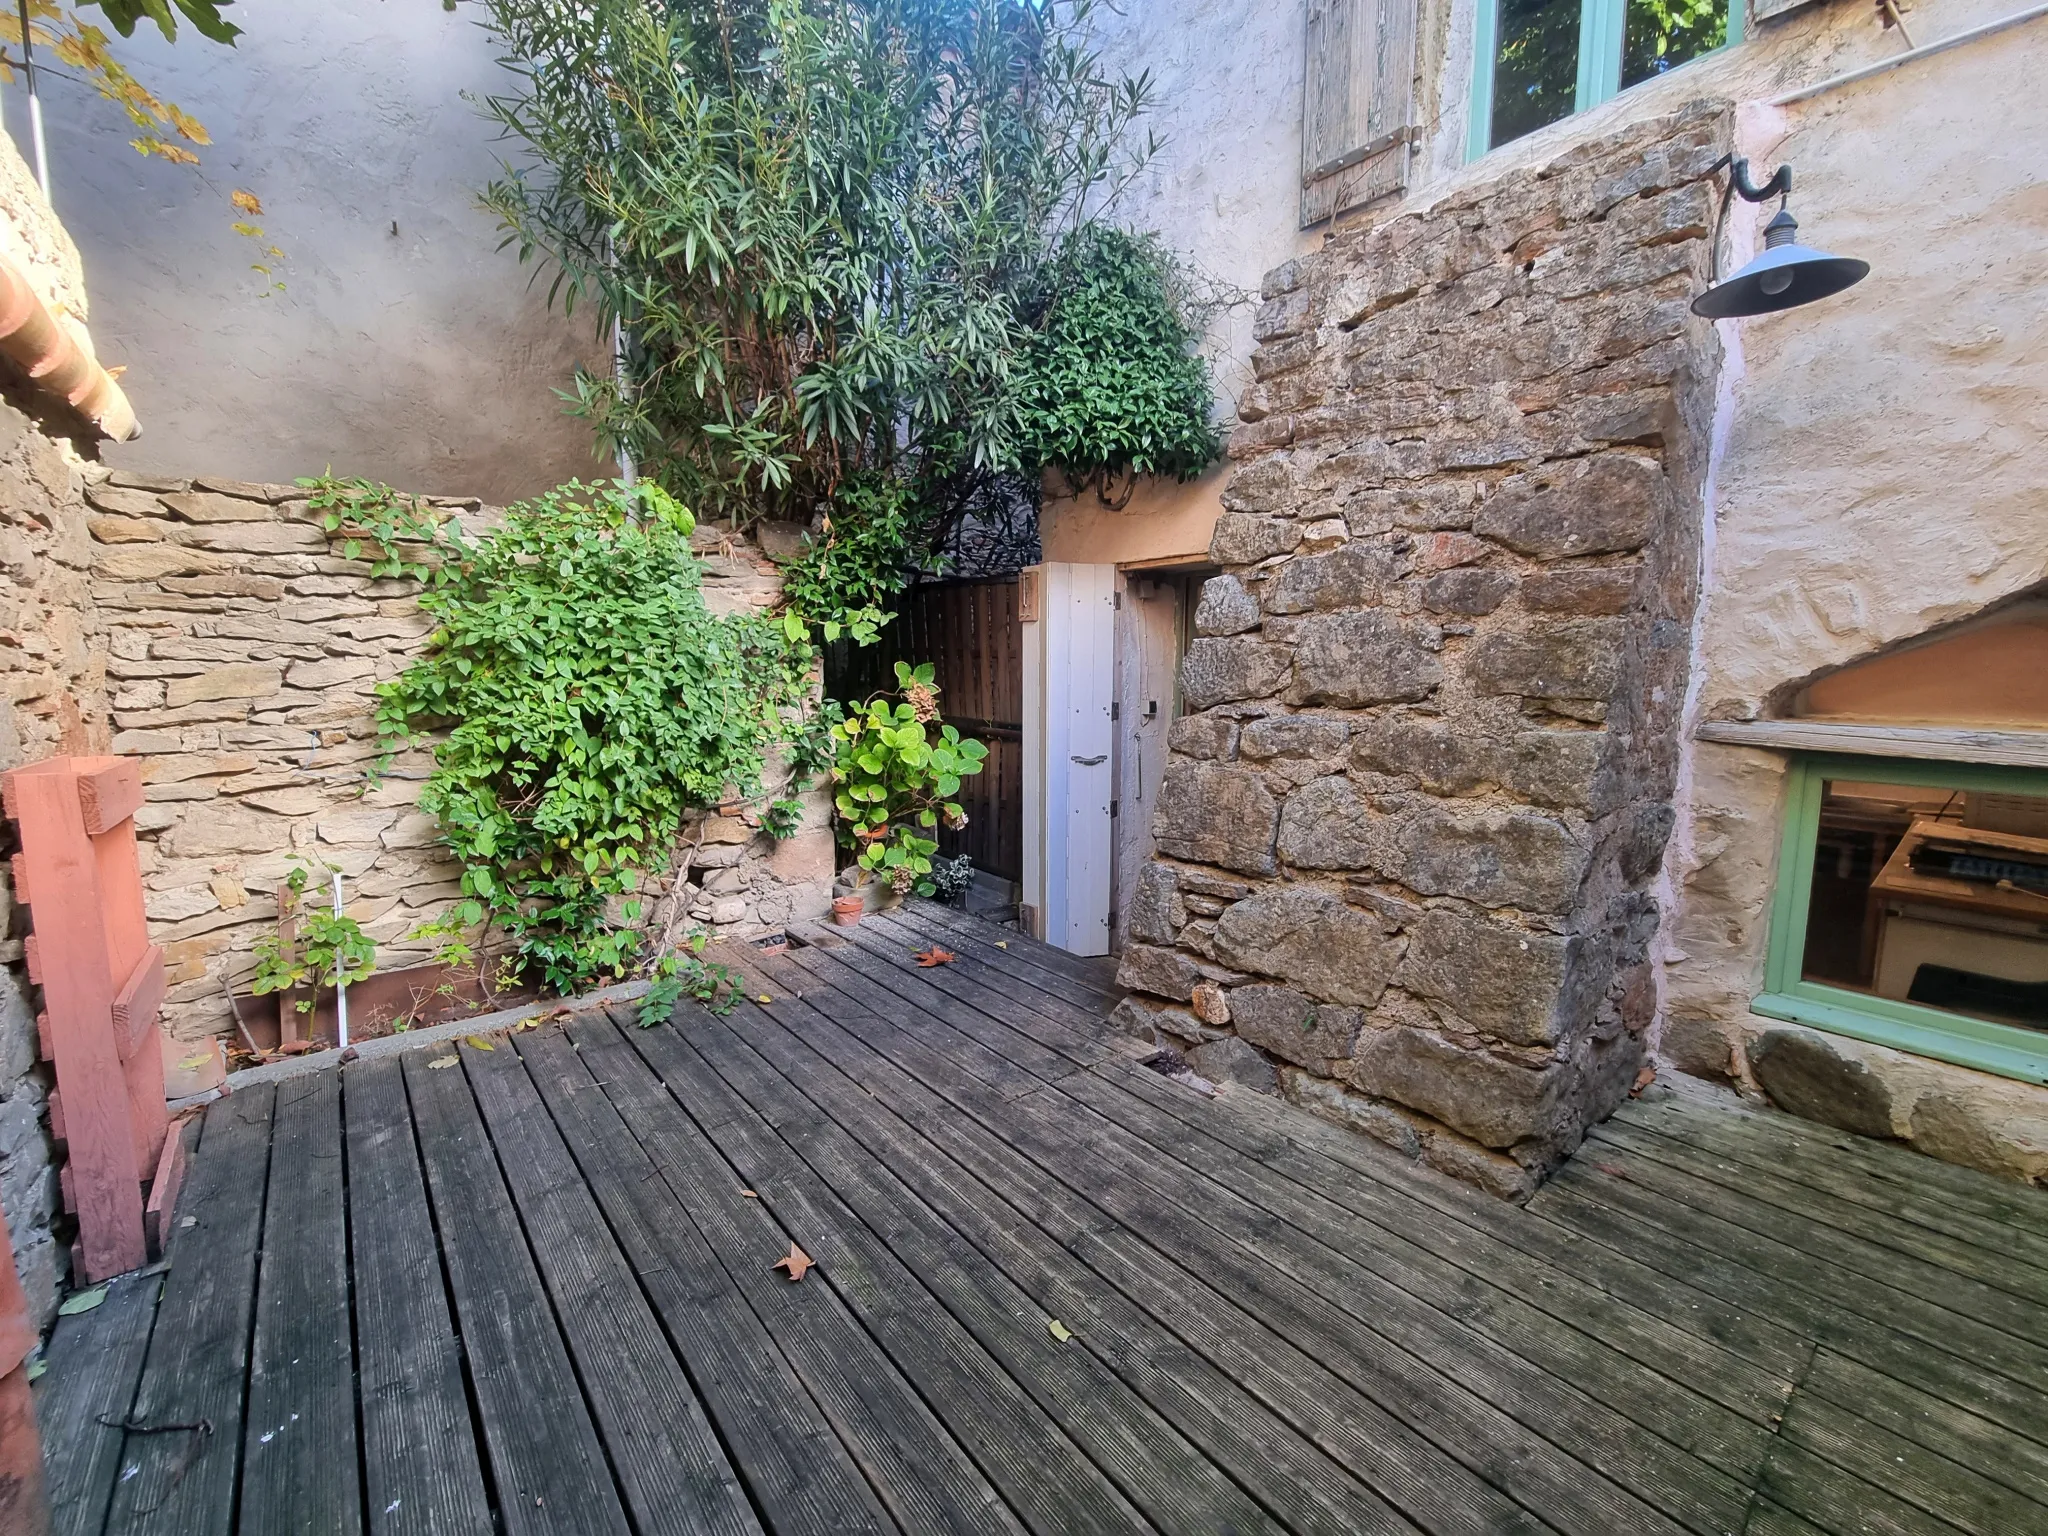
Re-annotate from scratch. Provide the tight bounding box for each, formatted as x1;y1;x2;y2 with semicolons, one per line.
1804;779;2048;1031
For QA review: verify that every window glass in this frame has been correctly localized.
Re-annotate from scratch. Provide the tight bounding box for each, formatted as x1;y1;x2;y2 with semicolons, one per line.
1803;778;2048;1032
1621;0;1730;88
1490;0;1581;148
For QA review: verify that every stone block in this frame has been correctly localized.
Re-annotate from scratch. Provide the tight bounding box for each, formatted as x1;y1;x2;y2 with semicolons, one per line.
767;828;834;883
316;808;401;845
1420;568;1514;616
1394;910;1588;1046
160;490;278;524
1185;1037;1279;1095
382;812;445;850
1349;1026;1568;1149
1466;618;1622;701
285;656;377;689
1228;983;1362;1067
1276;776;1381;872
165;663;284;708
1212;886;1400;1007
1287;611;1442;707
1240;714;1349;761
1520;566;1638;615
88;515;163;544
1263;543;1406;614
242;787;330;816
1165;714;1239;760
1128;863;1181;946
1352;716;1491;796
1748;1028;1896;1140
1210;513;1301;565
1383;800;1589;914
96;543;226;580
1116;943;1200;1002
1474;454;1665;560
1152;761;1279;877
1181;638;1291;710
1193;576;1261;637
700;816;755;845
1276;1068;1423;1157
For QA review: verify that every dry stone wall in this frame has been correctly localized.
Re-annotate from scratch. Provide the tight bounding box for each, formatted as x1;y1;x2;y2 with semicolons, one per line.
83;476;833;1049
1117;106;1728;1198
0;383;111;1330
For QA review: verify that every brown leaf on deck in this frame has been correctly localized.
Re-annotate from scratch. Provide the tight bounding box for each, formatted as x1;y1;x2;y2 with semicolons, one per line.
913;946;957;968
772;1243;815;1281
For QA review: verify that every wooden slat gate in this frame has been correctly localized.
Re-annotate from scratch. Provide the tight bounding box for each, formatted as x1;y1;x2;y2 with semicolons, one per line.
828;580;1024;884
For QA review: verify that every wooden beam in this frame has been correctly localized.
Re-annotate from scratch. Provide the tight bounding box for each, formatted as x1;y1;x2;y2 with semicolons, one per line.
111;945;166;1063
1694;720;2048;769
74;757;143;836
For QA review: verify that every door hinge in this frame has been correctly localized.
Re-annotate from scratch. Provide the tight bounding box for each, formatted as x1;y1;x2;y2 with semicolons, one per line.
1110;799;1119;819
1113;591;1123;609
1110;701;1120;721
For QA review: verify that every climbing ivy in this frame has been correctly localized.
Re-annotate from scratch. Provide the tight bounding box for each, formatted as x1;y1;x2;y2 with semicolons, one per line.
1015;226;1222;501
367;477;826;1002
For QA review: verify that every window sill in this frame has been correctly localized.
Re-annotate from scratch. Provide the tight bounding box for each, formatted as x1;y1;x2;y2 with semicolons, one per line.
1698;720;2048;770
1750;985;2048;1086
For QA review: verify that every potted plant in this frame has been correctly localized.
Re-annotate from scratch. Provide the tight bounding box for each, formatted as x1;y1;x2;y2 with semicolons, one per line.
830;662;988;920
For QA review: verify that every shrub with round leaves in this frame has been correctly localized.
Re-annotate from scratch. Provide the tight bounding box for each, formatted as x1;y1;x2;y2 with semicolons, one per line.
832;662;989;895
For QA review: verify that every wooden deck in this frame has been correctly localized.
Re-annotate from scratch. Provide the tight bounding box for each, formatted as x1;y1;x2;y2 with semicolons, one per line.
33;901;2048;1536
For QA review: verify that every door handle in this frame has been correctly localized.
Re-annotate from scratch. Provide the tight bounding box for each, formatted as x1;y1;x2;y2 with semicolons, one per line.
1070;754;1106;766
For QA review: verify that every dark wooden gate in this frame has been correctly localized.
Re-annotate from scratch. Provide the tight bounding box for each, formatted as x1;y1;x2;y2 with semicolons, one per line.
828;579;1023;883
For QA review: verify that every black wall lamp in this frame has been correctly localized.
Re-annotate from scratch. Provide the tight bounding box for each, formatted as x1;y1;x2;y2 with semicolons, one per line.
1692;156;1870;320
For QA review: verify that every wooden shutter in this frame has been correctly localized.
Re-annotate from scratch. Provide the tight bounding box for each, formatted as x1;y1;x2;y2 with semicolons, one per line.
1301;0;1420;227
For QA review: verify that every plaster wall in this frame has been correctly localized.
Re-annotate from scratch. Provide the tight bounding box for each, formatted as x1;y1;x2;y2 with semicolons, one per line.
1040;0;1320;566
1654;18;2048;1182
3;0;603;504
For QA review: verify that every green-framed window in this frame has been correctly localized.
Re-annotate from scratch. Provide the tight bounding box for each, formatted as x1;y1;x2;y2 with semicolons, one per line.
1755;754;2048;1086
1466;0;1744;159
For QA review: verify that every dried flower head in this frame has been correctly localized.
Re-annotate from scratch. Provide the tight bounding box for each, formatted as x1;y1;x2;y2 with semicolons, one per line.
904;677;940;723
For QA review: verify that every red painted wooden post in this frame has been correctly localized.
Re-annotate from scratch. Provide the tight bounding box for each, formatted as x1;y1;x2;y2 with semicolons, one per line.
0;1182;49;1536
82;757;167;1179
2;758;150;1281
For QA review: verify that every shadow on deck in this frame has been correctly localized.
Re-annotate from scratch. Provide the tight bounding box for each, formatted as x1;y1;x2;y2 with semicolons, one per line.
33;900;2048;1535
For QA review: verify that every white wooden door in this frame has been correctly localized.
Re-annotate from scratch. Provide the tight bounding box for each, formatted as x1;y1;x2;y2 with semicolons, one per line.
1021;563;1116;955
1113;573;1187;951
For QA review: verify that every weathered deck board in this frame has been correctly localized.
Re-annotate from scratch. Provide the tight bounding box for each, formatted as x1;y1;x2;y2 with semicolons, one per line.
37;899;2048;1536
459;1039;761;1536
509;1026;895;1536
238;1071;360;1536
342;1055;494;1536
104;1082;273;1536
402;1046;633;1536
32;1268;160;1536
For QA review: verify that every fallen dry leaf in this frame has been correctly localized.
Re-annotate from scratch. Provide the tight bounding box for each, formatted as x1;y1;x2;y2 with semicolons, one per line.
772;1244;815;1282
994;940;1008;949
58;1286;107;1316
914;946;957;968
756;994;774;1004
464;1034;495;1051
740;1189;759;1199
426;1055;459;1070
1048;1318;1073;1342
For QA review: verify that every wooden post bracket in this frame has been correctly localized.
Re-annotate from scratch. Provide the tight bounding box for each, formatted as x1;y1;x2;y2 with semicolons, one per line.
2;756;171;1283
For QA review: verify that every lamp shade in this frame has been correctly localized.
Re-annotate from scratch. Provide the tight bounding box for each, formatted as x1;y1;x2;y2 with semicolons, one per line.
1691;209;1869;319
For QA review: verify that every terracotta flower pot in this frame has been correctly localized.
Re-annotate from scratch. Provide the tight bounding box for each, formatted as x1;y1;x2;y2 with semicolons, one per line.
831;894;864;927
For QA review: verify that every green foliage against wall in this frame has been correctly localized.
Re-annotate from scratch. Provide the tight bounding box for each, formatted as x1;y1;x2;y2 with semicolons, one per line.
831;663;987;897
478;0;1225;633
1016;226;1221;500
366;477;825;1000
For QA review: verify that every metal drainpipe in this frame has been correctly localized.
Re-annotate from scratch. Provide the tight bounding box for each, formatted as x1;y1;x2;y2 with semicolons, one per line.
331;870;350;1051
16;0;50;199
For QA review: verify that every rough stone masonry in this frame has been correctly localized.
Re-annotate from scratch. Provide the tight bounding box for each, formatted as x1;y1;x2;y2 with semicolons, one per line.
1117;105;1729;1198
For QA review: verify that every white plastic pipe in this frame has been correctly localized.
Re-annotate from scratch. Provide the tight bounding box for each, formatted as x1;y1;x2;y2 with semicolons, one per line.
331;870;349;1050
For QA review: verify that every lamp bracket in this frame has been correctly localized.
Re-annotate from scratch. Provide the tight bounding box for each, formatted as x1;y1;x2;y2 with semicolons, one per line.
1705;155;1796;284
